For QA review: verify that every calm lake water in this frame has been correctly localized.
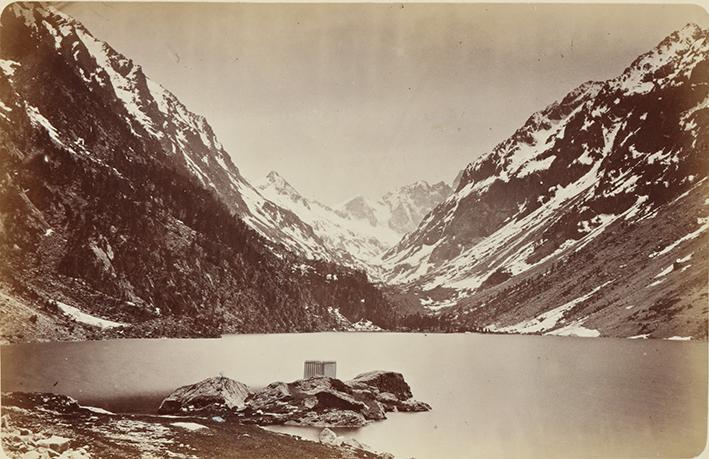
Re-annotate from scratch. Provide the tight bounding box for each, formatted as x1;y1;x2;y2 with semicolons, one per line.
2;333;707;458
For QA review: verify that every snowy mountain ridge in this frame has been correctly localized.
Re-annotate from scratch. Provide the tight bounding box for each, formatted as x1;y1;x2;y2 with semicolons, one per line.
258;170;452;274
339;180;453;237
258;171;394;274
5;3;454;274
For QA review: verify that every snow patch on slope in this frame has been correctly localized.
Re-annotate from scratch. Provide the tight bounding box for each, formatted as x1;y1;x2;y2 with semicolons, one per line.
493;283;609;334
56;301;128;329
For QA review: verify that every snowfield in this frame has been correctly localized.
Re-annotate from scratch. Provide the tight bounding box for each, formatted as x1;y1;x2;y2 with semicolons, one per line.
56;301;128;329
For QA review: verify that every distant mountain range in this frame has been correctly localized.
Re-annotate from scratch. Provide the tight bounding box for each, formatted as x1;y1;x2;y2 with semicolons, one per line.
258;171;451;275
0;3;706;341
339;180;453;236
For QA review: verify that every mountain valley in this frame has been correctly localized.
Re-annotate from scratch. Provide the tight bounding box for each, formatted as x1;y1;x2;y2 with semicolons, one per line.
0;3;706;341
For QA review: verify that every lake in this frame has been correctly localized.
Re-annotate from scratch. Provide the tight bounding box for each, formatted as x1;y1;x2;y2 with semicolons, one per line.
2;333;706;458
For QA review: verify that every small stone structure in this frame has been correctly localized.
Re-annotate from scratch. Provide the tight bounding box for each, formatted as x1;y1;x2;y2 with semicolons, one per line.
304;360;337;378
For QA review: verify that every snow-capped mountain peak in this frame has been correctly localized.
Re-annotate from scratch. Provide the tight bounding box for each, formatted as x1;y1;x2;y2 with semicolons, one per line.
256;172;454;274
340;180;453;236
260;170;308;205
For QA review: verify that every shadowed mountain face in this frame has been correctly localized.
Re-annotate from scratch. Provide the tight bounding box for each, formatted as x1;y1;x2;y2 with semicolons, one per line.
382;24;708;339
0;3;398;342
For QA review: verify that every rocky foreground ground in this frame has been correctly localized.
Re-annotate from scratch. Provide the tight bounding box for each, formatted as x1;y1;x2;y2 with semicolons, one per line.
0;392;384;459
1;371;430;458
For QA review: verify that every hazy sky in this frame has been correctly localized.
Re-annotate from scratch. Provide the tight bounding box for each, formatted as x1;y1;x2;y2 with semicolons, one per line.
64;2;708;205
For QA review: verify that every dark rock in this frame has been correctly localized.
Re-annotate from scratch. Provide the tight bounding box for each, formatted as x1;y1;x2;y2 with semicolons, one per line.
349;371;413;399
348;371;431;412
243;377;372;427
355;397;387;421
1;392;82;414
396;398;432;412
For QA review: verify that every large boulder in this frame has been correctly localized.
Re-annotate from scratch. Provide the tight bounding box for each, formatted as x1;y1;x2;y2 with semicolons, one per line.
245;381;292;407
242;377;376;427
349;371;413;399
347;371;431;413
318;427;342;446
319;428;374;453
158;376;250;414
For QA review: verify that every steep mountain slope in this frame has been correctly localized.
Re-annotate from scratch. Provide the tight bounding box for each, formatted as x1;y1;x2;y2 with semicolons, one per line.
0;3;397;342
339;181;452;237
383;24;708;339
258;171;452;275
2;2;342;263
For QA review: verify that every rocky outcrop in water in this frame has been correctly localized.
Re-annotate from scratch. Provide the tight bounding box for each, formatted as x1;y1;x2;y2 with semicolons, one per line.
241;371;431;427
158;372;431;428
347;371;431;413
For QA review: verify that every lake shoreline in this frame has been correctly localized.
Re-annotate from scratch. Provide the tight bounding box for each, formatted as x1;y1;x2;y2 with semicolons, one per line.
1;391;386;458
2;332;706;458
2;328;705;347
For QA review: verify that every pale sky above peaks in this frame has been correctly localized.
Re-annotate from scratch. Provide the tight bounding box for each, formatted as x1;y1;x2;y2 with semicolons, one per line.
63;2;709;206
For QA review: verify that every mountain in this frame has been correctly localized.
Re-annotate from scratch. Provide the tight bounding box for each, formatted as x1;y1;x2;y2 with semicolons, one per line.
339;181;453;237
382;24;709;339
0;2;397;342
258;171;395;274
258;171;453;275
6;2;345;263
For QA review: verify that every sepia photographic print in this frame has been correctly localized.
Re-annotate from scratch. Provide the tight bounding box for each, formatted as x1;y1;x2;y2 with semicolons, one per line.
0;1;707;458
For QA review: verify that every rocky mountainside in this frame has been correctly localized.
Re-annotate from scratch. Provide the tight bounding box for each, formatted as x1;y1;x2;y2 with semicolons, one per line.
0;2;398;342
382;24;709;339
259;171;452;275
3;2;343;263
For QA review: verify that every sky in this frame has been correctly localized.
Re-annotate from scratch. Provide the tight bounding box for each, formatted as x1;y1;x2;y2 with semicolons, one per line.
63;2;709;206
